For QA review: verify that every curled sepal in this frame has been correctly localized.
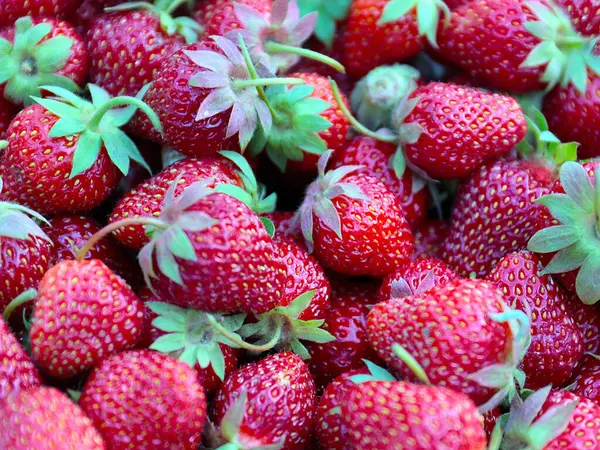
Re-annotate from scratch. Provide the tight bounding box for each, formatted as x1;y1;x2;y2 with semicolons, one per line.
350;359;397;384
0;197;51;242
389;269;437;299
238;289;335;359
297;0;351;48
501;386;578;450
391;343;432;385
379;0;451;48
139;178;218;287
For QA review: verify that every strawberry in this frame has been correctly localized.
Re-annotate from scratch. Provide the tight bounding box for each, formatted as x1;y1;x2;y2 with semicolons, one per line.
568;354;600;405
0;16;88;106
556;0;600;36
412;219;449;259
0;84;162;214
367;279;529;409
0;315;41;402
297;150;413;277
69;0;125;34
331;136;430;228
0;0;83;27
202;0;271;37
437;0;600;93
486;250;583;389
29;259;145;378
208;352;317;450
0;96;17;138
264;210;301;236
79;349;207;449
377;256;457;302
0;386;105;450
566;299;600;354
87;2;202;97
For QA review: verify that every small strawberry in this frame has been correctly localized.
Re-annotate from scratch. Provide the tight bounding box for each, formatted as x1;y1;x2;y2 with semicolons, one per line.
556;0;600;36
208;352;317;450
0;96;17;138
297;150;413;277
486;250;583;389
29;259;145;378
87;1;203;97
0;0;83;27
79;350;207;449
0;16;88;106
568;354;600;405
0;386;105;450
0;84;162;214
411;219;449;259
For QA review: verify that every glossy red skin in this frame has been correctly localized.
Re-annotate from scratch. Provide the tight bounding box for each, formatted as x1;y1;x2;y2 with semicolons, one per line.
210;352;317;450
0;96;17;138
203;0;272;36
0;234;54;312
412;219;449;259
367;279;512;405
538;391;600;449
543;73;600;159
69;0;125;34
30;259;145;378
130;40;241;156
378;257;457;302
0;386;105;450
566;299;600;354
315;368;369;450
343;380;487;450
486;250;583;389
437;0;545;92
311;174;414;277
0;0;83;27
87;11;187;97
1;104;121;213
483;408;501;440
341;0;422;79
151;193;286;315
80;350;207;450
556;0;600;35
0;17;88;103
442;160;551;278
0;318;41;402
403;83;527;180
569;354;600;405
109;156;242;250
332;136;430;228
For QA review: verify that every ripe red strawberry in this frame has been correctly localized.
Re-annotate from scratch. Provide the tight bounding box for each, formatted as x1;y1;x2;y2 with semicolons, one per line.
0;316;41;402
391;82;527;180
566;299;600;354
79;350;207;449
29;259;145;378
377;256;457;302
201;0;271;37
331;136;430;228
343;379;487;449
556;0;600;36
297;150;413;277
568;354;600;405
412;219;449;259
0;386;105;450
0;96;17;138
0;0;83;27
209;352;317;450
486;250;583;389
437;0;600;93
0;16;88;106
87;4;202;97
367;279;527;408
0;85;162;214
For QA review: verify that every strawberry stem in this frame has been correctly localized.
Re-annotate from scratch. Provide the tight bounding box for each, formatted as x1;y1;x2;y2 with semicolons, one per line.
231;77;304;89
392;343;432;385
87;96;163;134
3;289;37;322
207;314;282;353
263;41;345;73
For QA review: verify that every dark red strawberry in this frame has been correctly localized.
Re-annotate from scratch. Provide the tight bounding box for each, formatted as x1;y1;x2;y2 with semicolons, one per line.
69;0;125;34
297;150;413;277
0;386;105;450
0;0;83;27
483;407;501;440
487;250;583;389
556;0;600;36
412;219;449;259
209;352;317;450
29;259;145;378
0;16;88;106
377;256;457;302
331;136;430;228
566;299;600;354
79;350;207;449
568;354;600;405
87;3;202;97
0;96;17;138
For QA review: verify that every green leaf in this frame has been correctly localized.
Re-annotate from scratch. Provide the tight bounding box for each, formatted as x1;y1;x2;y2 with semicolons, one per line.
167;227;196;261
524;21;555;41
33;36;73;73
179;345;198;367
294;114;332;132
314;12;336;48
206;345;226;380
559;161;595;212
152;316;185;333
5;74;40;105
391;148;406;179
214;183;254;207
260;217;275;237
295;326;335;343
314;197;342;239
535;194;584;225
101;130;131;175
563;51;588;93
150;332;186;352
541;244;587;275
287;85;314;103
88;84;111;107
295;133;327;155
379;0;416;24
70;131;102;178
49;117;87;138
156;238;183;285
111;129;151;173
147;301;186;319
528;225;580;253
0;38;12;55
285;290;316;318
364;359;396;381
24;21;52;48
37;84;85;107
31;97;80;119
576;253;600;304
0;56;17;84
520;41;557;68
289;338;311;359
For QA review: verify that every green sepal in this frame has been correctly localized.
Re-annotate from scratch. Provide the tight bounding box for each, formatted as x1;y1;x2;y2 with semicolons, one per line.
67;389;81;402
298;0;351;48
351;359;396;384
260;217;275;237
0;198;51;242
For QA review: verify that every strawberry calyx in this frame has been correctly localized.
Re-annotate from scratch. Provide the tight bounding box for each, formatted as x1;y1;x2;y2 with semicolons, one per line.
350;359;397;384
0;16;79;106
351;64;420;132
0;181;51;242
379;0;451;48
248;84;333;172
389;269;437;299
296;150;369;253
528;161;600;304
2;288;37;323
105;0;203;43
297;0;351;48
31;84;162;177
148;301;245;380
520;1;600;94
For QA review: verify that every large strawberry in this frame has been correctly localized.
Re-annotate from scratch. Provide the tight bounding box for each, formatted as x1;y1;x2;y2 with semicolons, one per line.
79;350;207;449
487;250;583;389
0;84;162;214
0;0;83;27
0;386;105;450
568;354;600;405
208;352;317;450
437;0;600;93
87;1;202;97
0;16;88;106
297;150;413;277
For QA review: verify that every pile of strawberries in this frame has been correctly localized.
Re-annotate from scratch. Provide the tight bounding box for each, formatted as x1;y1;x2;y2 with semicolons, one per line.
3;0;600;448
